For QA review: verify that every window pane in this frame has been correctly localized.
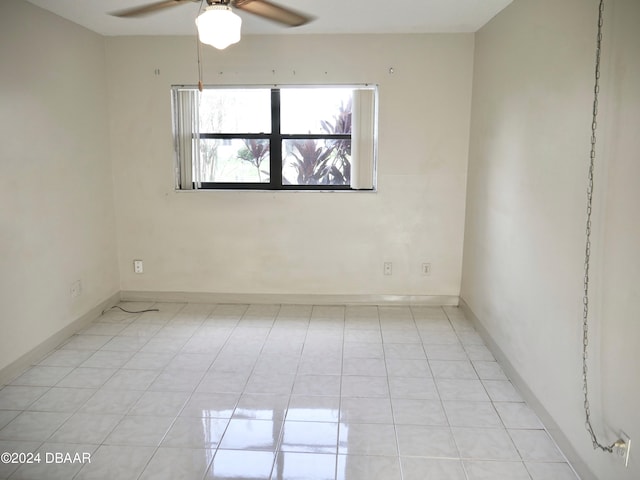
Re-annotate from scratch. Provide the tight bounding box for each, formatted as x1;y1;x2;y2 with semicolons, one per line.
280;88;352;134
197;139;270;183
282;139;351;186
199;89;271;133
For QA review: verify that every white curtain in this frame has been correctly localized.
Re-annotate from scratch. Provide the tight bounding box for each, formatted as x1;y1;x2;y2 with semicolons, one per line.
350;88;377;190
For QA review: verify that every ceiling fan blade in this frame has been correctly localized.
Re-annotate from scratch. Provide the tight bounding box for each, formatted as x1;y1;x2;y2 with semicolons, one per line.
111;0;195;18
232;0;312;27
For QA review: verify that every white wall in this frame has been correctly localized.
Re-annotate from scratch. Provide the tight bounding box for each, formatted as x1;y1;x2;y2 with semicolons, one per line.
462;0;639;478
106;34;473;298
0;1;119;373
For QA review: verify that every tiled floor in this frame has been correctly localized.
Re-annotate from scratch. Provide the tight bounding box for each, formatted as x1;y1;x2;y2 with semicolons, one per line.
0;303;580;480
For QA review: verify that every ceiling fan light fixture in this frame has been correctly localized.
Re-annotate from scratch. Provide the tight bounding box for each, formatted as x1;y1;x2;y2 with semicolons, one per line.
196;5;242;50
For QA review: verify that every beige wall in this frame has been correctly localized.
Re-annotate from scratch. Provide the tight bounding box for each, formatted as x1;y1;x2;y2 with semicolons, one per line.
0;1;119;372
462;0;639;478
106;34;474;298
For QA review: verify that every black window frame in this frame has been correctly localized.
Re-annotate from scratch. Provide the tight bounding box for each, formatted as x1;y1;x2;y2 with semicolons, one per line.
192;87;356;191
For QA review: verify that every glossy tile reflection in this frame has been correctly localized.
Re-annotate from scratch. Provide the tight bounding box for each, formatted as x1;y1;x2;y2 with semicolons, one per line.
0;302;580;479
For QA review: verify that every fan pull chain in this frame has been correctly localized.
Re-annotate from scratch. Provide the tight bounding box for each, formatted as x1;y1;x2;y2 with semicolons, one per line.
581;0;617;454
197;0;205;91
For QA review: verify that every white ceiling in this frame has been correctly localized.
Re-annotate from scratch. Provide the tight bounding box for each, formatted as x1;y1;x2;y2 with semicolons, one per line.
25;0;513;36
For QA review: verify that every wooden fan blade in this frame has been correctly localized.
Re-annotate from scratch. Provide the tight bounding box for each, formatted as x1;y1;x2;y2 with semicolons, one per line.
232;0;312;27
111;0;195;18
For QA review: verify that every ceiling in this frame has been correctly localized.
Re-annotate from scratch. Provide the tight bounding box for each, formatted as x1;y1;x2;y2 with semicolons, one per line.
25;0;513;36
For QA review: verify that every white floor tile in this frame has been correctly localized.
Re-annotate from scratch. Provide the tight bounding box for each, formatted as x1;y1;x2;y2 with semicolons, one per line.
338;423;397;456
74;445;155;480
525;461;580;479
127;390;190;416
102;369;159;391
140;336;188;353
10;442;98;480
384;358;431;378
483;380;523;402
340;397;393;424
56;367;117;389
104;415;174;446
162;417;229;448
391;398;448;426
383;343;427;360
0;440;41;478
337;454;401;480
119;323;163;338
287;396;340;423
388;376;439;400
122;352;174;370
244;372;295;395
435;379;490;402
292;375;341;396
37;349;94;367
0;302;582;480
473;361;508;380
59;335;111;351
272;451;336;480
139;447;215;480
232;393;289;422
219;418;282;451
180;392;239;418
206;449;274;479
430;360;478;380
80;350;135;369
298;355;342;375
10;366;73;387
494;402;544;429
396;425;458;457
0;410;20;429
509;429;566;462
343;357;387;376
424;344;468;361
0;386;49;410
254;353;301;375
48;412;121;444
452;427;521;461
442;401;502;428
78;389;143;415
341;376;389;398
343;330;383;344
464;344;495;361
400;457;466;480
99;336;149;352
196;371;249;394
463;460;531;479
0;411;71;442
81;323;128;336
27;387;95;413
147;370;204;392
281;421;338;453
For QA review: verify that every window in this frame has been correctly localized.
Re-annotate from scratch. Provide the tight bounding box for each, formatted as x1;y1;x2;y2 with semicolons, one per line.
172;85;377;191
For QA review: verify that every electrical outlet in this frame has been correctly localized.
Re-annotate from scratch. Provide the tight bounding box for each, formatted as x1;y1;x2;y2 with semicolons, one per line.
615;433;631;468
383;262;392;276
70;280;82;298
133;260;144;274
422;263;432;276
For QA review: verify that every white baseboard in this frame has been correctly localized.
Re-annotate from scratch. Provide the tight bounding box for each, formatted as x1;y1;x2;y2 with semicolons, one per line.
121;290;460;306
0;291;121;387
458;298;595;480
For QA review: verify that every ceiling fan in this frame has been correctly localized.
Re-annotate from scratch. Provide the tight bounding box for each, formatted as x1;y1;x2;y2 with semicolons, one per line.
113;0;313;48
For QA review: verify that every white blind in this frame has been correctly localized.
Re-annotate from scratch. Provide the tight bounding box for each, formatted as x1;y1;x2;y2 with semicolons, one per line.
174;89;200;190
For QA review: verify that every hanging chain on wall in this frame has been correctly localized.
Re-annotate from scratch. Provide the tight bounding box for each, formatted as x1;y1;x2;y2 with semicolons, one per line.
582;0;617;454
